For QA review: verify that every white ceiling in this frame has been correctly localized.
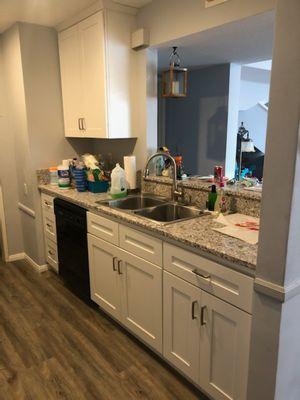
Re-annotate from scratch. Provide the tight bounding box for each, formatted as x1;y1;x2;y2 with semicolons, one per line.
158;11;274;70
0;0;152;33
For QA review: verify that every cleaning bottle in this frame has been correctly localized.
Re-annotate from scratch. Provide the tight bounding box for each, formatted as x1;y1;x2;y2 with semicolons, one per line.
215;180;227;214
110;163;127;199
207;185;217;211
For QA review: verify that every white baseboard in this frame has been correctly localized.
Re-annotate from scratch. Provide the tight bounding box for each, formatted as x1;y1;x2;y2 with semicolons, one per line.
8;252;48;273
8;252;25;262
24;254;48;273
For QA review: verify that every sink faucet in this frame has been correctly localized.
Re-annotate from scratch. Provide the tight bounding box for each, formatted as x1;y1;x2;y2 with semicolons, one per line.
144;152;183;202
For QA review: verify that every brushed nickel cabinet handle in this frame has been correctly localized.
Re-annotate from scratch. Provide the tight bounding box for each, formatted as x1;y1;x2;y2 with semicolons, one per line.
78;118;81;130
191;300;198;320
117;260;123;275
193;268;211;281
82;117;86;131
201;305;207;326
112;257;118;272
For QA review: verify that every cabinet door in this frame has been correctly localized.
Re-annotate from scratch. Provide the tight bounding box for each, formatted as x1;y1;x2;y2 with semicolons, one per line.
58;25;83;137
200;292;251;400
119;249;163;353
163;271;201;383
88;234;121;321
79;12;107;138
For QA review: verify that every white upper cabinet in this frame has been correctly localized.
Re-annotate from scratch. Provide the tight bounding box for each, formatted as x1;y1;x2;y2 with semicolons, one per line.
58;10;136;139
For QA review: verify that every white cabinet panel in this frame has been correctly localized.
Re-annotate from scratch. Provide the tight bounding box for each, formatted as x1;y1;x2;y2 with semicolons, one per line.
79;13;107;138
163;271;201;383
45;237;58;272
43;210;56;243
120;249;162;353
164;243;253;313
87;212;119;245
88;234;122;321
58;25;82;137
58;10;135;139
200;292;251;400
119;225;162;266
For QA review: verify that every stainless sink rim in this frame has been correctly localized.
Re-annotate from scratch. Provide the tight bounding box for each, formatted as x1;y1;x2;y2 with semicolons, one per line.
95;194;210;225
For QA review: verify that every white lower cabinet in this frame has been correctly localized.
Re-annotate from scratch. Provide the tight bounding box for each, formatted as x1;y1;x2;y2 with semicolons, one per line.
87;214;253;400
87;233;163;353
163;271;201;383
119;248;162;352
200;291;251;400
88;234;122;321
163;271;251;400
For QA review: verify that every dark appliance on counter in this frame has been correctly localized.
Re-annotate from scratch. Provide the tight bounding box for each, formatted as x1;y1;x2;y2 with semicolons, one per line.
54;198;91;302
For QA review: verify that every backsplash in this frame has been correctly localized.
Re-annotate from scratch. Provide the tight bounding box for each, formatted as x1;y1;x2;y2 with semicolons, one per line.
143;176;261;218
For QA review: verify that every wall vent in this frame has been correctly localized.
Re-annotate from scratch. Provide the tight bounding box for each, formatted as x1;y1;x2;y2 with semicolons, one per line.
205;0;229;8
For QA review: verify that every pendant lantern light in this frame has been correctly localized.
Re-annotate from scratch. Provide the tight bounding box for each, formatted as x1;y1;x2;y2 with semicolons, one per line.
162;47;188;98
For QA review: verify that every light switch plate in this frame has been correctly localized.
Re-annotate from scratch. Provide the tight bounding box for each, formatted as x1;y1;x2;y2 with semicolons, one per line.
205;0;229;8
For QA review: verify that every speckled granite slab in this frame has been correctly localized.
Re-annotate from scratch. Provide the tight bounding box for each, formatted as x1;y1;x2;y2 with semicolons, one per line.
143;176;261;218
39;184;257;273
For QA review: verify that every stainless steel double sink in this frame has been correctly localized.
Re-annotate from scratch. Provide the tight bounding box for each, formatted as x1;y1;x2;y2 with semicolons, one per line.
96;195;207;225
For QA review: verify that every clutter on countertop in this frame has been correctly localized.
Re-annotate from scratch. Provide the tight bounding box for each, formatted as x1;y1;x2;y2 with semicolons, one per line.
124;155;137;190
110;163;127;199
213;213;260;245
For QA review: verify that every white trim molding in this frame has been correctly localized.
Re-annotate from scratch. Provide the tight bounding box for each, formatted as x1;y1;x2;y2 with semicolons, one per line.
18;202;36;218
0;185;9;262
8;252;48;273
254;277;300;303
24;254;48;273
8;252;25;262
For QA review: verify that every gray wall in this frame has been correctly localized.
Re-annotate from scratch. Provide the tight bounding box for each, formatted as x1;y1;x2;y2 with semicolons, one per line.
0;22;138;262
159;64;230;176
0;36;24;256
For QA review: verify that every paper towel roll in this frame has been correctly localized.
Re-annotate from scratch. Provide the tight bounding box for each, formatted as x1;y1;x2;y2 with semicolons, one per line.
124;155;137;190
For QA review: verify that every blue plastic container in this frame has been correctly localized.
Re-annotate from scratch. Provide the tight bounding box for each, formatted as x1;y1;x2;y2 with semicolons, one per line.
88;181;109;193
73;169;87;192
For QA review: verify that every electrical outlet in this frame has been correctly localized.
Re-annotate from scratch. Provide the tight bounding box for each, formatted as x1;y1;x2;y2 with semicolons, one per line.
205;0;229;8
23;183;28;196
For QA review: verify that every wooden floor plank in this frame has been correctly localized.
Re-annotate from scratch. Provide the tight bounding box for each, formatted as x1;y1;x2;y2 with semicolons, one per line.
0;259;207;400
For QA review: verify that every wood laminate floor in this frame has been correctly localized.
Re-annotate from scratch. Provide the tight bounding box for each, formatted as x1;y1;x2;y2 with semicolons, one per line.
0;258;208;400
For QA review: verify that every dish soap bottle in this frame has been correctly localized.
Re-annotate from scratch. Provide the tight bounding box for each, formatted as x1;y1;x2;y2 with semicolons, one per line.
110;163;127;199
207;185;217;211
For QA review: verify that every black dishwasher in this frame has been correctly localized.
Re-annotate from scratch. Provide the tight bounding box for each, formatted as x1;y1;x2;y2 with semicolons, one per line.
54;198;90;302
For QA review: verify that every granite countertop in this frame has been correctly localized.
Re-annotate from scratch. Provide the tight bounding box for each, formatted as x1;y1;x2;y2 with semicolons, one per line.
39;185;258;274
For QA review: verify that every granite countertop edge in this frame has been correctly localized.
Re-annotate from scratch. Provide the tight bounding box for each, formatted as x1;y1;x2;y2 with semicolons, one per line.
39;185;257;275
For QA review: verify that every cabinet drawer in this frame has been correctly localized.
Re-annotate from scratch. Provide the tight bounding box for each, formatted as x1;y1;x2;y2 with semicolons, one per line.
163;243;253;313
41;193;55;213
45;238;58;272
119;225;162;267
87;212;119;245
43;211;57;243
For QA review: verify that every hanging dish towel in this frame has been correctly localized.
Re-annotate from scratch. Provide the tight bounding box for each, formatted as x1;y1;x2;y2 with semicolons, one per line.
213;213;260;245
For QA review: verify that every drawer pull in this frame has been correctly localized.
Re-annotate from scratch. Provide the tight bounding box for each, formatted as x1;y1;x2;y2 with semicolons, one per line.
117;259;123;275
48;250;55;256
46;223;52;228
191;300;198;320
112;257;118;272
193;268;211;281
201;305;207;326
